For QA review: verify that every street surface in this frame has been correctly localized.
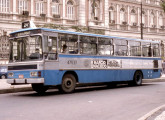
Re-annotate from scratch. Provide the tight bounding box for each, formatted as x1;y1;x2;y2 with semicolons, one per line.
0;82;165;120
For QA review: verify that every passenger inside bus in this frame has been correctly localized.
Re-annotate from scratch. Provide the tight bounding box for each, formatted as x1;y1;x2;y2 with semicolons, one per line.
29;48;42;59
148;46;152;57
62;44;78;54
62;44;68;53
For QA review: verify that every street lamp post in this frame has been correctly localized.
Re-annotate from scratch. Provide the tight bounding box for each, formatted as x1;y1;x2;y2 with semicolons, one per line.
141;1;143;39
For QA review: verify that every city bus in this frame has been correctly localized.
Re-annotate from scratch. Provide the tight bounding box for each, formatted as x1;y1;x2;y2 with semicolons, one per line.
7;21;162;93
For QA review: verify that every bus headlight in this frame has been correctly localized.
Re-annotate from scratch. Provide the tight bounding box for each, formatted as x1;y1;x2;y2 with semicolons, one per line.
30;72;38;77
8;72;14;77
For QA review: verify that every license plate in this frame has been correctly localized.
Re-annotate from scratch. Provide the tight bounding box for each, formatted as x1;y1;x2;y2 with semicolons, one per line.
19;75;24;79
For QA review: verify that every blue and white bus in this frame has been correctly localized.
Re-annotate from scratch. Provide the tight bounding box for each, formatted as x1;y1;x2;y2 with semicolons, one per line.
7;21;162;93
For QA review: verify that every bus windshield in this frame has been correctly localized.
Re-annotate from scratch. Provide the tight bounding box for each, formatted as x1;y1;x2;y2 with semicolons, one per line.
9;35;43;62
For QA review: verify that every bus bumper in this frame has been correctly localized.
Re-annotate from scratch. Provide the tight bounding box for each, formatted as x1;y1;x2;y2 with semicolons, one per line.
7;78;44;84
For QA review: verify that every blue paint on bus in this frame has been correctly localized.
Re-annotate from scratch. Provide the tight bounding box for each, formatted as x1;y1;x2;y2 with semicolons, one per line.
8;68;161;85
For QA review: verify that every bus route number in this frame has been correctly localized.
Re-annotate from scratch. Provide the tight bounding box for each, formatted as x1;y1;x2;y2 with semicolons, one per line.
67;60;77;65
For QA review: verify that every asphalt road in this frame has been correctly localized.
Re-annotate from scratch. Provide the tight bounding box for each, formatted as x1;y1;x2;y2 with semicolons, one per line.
0;82;165;120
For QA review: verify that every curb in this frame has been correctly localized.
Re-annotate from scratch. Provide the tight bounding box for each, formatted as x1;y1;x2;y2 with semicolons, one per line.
143;78;165;83
138;105;165;120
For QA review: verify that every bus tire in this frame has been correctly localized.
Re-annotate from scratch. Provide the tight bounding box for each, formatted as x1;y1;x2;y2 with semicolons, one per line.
130;71;143;86
1;75;6;79
107;82;117;88
60;74;76;93
32;84;49;94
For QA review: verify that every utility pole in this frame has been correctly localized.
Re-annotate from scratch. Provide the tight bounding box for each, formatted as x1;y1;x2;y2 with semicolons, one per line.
141;1;143;39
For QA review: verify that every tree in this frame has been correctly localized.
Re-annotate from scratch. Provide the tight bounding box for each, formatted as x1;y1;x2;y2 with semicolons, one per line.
161;0;165;12
160;0;165;61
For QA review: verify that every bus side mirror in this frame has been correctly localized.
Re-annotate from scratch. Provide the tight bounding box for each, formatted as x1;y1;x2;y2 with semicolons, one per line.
48;39;52;47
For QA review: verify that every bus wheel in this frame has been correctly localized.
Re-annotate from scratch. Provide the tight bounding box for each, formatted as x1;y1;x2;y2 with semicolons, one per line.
107;82;117;88
1;75;6;79
32;84;49;94
60;74;76;93
132;71;143;86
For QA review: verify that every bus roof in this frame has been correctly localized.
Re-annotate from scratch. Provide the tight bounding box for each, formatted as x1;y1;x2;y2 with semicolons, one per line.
10;28;160;43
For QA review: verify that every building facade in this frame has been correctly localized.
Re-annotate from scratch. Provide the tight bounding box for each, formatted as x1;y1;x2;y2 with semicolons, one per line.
0;0;165;62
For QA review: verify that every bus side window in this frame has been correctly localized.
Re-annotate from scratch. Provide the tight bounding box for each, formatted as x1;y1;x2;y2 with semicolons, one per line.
80;36;97;55
68;35;78;54
59;34;78;54
59;34;67;53
153;44;160;57
129;41;141;56
47;36;57;60
114;39;128;56
98;38;113;55
142;43;152;57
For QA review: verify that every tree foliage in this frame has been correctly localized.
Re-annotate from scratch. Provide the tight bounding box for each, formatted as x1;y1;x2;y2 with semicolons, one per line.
37;23;105;35
161;0;165;12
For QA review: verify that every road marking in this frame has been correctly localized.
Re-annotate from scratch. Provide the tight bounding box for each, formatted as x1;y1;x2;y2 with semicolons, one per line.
155;111;165;120
138;105;165;120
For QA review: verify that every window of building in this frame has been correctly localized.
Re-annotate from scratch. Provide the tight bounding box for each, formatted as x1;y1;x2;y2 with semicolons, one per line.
35;0;44;16
120;8;126;24
80;36;97;55
156;0;160;5
94;3;99;20
146;0;150;4
18;0;28;14
66;0;75;19
109;6;115;23
130;9;136;24
142;11;146;25
0;0;10;13
98;38;113;55
91;1;100;21
159;13;163;27
52;0;60;15
150;12;155;26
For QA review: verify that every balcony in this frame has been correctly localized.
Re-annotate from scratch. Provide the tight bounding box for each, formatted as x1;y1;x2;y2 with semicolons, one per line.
0;13;12;20
130;23;138;32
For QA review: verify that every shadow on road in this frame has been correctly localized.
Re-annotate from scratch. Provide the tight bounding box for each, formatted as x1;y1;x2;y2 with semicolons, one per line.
15;83;155;97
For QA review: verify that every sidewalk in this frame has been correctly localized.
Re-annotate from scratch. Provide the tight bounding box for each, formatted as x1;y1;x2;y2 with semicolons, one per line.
143;75;165;83
0;79;32;94
138;105;165;120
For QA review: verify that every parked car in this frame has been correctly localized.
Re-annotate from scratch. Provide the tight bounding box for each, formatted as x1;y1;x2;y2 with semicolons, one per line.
0;66;7;79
